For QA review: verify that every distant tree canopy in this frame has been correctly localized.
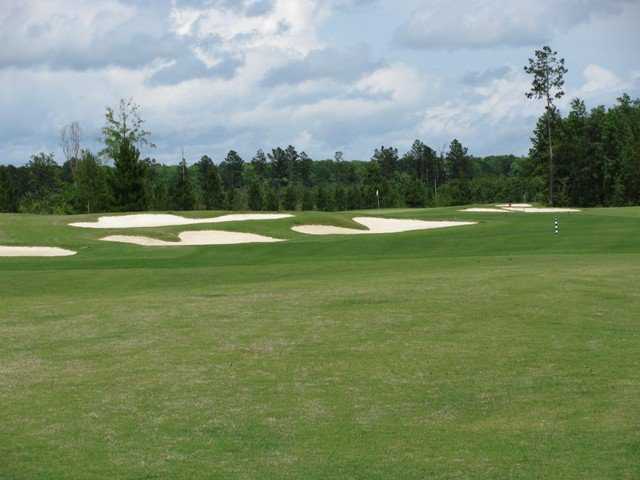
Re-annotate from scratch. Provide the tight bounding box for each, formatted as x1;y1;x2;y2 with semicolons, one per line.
101;98;154;161
524;45;568;206
111;138;147;212
170;157;195;211
1;93;639;214
446;139;473;181
197;155;224;210
73;150;110;213
529;94;640;206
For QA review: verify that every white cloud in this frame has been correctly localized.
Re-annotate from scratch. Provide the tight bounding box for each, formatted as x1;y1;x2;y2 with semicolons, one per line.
171;0;326;55
578;64;624;95
418;68;539;150
395;0;634;49
415;62;640;155
356;63;433;104
0;0;179;70
0;0;637;165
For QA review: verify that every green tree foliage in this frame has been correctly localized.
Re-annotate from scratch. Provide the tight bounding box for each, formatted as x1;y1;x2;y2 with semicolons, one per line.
265;186;280;211
224;188;235;210
4;92;639;213
446;139;473;180
372;146;399;179
529;94;640;206
334;185;347;211
101;99;153;212
401;140;439;186
285;146;300;183
380;179;402;208
73;150;111;213
250;149;268;181
301;188;314;211
347;185;363;210
170;157;195;210
476;155;520;177
144;160;172;211
282;184;299;211
197;156;224;210
111;139;147;211
313;159;337;184
0;167;10;211
404;177;426;207
336;159;357;185
20;153;67;213
220;150;244;189
525;46;568;205
268;147;289;187
248;181;263;211
316;185;335;211
298;151;314;187
0;166;19;212
101;98;154;161
363;160;383;207
27;153;60;199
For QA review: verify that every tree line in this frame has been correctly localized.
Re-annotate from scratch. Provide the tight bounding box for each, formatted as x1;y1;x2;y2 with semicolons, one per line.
0;96;638;214
0;122;540;214
1;46;638;214
527;95;640;206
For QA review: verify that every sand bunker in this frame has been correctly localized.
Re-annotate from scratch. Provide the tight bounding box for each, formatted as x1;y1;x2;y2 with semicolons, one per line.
460;208;511;213
102;230;284;246
70;213;293;229
461;204;581;213
292;217;476;235
501;207;581;213
496;203;533;208
292;225;370;235
0;246;77;257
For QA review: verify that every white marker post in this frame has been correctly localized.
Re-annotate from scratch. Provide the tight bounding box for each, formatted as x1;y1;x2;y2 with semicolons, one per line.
376;189;380;209
554;217;559;235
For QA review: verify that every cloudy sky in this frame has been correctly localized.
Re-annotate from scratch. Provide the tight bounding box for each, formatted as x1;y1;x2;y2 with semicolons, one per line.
2;0;639;165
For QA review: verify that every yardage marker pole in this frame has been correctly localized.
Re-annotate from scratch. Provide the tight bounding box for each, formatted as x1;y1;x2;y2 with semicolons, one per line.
554;217;559;235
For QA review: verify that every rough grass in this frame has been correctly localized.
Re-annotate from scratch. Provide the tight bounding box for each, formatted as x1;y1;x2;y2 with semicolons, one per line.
1;207;639;479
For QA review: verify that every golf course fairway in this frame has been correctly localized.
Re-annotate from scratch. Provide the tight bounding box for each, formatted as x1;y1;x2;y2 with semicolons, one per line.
1;207;638;479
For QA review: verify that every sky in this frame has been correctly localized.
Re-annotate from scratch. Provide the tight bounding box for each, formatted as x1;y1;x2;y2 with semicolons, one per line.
1;0;639;165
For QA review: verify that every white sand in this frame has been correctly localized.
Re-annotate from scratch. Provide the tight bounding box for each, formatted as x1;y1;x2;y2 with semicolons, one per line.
292;225;370;235
501;207;581;213
292;216;476;235
0;246;77;257
460;208;511;213
70;213;293;229
460;204;581;213
496;203;533;208
101;230;284;246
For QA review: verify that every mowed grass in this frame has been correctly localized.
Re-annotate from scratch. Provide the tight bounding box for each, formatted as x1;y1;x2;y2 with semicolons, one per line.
1;207;639;479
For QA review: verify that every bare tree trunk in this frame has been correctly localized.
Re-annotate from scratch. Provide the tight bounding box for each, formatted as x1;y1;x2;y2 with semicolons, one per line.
61;122;81;177
546;103;554;207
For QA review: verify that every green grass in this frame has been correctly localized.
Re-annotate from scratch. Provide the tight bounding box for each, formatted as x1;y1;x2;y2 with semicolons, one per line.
1;207;639;479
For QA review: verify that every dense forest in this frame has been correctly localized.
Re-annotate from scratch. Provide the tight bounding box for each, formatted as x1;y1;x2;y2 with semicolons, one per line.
0;93;638;215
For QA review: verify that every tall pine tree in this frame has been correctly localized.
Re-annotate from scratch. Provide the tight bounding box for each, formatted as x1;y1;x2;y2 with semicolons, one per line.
112;138;147;211
197;155;224;210
170;157;194;210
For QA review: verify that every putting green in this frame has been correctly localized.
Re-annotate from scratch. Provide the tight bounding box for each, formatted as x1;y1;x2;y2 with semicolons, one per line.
1;207;639;479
